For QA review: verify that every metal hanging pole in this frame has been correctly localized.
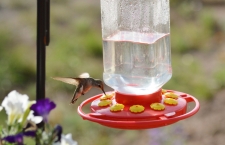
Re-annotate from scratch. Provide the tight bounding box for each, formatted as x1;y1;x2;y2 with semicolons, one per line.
36;0;50;102
36;0;50;137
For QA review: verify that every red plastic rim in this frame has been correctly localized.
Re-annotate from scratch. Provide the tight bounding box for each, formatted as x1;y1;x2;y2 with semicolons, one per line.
77;90;200;129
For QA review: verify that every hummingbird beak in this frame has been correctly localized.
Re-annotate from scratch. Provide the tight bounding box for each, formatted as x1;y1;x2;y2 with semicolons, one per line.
101;88;107;96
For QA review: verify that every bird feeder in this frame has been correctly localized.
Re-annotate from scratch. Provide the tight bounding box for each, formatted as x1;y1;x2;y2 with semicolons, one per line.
78;0;200;129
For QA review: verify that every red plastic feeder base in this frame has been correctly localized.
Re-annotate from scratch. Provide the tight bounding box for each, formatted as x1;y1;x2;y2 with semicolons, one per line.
77;89;200;129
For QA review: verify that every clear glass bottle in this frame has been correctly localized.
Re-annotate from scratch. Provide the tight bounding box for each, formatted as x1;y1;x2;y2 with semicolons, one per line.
101;0;172;95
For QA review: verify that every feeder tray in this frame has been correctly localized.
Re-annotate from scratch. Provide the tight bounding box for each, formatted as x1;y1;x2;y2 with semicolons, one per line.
78;89;199;129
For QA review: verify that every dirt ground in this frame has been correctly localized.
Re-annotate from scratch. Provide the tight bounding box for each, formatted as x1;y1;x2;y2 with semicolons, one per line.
182;89;225;145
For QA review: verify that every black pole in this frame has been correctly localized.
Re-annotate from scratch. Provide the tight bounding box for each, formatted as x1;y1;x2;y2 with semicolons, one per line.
36;0;50;101
45;0;50;46
36;0;50;135
37;0;45;101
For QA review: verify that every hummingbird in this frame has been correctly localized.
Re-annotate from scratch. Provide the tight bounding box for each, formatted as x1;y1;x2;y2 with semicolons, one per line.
52;73;106;104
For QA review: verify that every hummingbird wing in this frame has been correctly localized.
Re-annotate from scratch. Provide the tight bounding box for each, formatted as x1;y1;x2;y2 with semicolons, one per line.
79;72;90;78
23;120;37;132
51;77;81;86
70;84;83;104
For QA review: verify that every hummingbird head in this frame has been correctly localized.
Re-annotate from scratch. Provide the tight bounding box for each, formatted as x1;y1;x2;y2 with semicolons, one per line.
93;79;106;96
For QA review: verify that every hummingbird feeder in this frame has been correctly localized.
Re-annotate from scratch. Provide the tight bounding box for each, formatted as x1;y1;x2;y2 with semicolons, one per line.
78;0;200;129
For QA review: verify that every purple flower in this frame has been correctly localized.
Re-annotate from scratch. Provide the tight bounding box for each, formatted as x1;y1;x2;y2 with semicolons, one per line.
30;98;56;122
2;131;36;145
23;131;36;137
3;133;23;145
53;124;63;142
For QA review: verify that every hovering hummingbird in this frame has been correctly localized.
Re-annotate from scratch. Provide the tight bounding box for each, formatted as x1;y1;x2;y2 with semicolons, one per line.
52;73;106;104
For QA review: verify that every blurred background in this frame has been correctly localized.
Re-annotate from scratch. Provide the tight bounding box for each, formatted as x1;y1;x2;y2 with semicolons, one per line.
0;0;225;144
